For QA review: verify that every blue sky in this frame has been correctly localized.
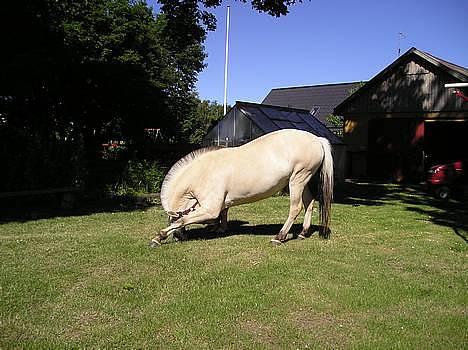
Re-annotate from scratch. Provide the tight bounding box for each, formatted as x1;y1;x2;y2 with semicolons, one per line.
151;0;468;105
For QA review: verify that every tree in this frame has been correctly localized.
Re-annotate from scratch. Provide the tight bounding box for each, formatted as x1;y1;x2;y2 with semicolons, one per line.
182;99;226;144
0;0;203;190
200;0;304;17
0;0;302;191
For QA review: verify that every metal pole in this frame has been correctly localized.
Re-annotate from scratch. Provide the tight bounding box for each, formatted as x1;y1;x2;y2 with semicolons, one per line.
397;32;405;57
223;6;230;116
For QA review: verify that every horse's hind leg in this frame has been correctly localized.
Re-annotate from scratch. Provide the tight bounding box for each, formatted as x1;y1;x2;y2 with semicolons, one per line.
299;185;315;239
272;179;306;244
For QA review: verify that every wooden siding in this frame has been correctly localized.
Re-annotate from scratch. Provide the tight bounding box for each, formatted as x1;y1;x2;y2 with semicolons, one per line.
340;56;468;115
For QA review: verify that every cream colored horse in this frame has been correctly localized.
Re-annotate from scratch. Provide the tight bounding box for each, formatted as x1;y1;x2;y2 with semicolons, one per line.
150;129;333;246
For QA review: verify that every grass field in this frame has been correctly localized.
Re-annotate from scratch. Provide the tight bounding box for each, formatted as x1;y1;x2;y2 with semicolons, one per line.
1;183;467;349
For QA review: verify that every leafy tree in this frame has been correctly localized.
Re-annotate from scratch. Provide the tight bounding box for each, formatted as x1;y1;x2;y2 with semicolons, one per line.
326;114;343;129
183;99;226;144
200;0;304;17
0;0;201;190
0;0;302;191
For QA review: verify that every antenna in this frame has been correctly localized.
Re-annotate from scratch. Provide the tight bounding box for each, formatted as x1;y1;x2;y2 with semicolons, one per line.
397;32;406;56
223;6;230;116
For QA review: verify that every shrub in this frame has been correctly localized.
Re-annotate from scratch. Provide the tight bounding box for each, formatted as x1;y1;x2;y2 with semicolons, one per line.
115;160;165;195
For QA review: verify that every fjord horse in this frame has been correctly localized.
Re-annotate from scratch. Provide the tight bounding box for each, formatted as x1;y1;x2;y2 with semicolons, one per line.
150;129;333;246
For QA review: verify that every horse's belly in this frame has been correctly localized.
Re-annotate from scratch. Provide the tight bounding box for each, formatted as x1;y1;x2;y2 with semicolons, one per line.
224;177;288;207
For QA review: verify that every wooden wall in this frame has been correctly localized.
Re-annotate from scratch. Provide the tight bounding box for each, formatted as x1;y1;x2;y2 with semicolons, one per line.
340;56;468;115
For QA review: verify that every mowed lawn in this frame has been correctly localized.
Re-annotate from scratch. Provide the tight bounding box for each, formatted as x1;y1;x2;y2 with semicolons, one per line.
1;183;467;349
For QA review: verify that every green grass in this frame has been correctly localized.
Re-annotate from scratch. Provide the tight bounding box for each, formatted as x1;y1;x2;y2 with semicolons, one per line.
1;184;467;349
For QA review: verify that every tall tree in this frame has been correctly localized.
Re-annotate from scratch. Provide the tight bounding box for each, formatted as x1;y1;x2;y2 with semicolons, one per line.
183;99;226;144
0;0;201;190
0;0;301;191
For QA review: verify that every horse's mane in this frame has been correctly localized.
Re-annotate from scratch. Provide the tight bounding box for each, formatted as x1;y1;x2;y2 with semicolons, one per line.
160;146;222;212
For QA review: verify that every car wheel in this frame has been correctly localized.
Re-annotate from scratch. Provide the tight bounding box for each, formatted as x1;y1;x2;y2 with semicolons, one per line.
436;186;450;200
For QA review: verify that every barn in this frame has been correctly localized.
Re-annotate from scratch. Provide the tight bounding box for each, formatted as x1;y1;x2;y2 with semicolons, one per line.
334;47;468;181
202;101;346;180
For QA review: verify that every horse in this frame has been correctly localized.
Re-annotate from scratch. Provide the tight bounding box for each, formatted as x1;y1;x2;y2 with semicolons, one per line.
150;129;334;247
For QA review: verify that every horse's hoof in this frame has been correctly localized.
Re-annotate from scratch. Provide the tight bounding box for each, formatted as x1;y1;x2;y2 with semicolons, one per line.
149;239;161;248
298;234;306;240
270;239;283;246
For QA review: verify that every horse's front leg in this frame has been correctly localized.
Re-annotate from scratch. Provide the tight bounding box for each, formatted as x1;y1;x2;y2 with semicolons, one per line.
219;208;229;232
150;206;221;247
206;208;229;233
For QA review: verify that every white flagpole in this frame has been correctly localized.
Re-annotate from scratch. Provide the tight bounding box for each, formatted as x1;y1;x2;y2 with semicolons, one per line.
223;6;230;116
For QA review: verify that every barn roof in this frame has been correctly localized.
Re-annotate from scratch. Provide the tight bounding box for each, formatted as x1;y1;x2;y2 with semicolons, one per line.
334;47;468;115
416;48;468;80
262;82;365;125
233;101;343;144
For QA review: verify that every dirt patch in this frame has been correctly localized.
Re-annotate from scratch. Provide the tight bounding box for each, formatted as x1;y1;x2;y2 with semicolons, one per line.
290;310;359;348
65;309;118;341
293;311;338;329
239;319;279;347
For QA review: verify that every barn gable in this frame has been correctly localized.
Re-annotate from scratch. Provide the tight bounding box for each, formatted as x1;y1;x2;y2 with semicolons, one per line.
335;47;468;116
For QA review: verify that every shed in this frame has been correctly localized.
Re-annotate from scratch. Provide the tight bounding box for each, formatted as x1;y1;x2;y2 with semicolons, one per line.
334;47;468;181
202;101;346;181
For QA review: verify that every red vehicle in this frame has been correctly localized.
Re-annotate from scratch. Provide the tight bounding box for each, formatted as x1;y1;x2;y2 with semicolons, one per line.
426;160;466;199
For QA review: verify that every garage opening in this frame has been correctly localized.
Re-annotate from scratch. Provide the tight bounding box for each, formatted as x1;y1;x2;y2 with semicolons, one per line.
368;118;424;182
424;120;468;167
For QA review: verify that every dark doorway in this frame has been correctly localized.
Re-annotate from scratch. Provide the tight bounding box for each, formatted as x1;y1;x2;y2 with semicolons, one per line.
424;121;468;167
368;118;424;182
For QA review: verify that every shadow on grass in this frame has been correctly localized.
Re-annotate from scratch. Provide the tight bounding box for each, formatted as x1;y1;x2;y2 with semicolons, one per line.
335;180;468;243
177;221;326;243
406;204;468;243
0;193;157;223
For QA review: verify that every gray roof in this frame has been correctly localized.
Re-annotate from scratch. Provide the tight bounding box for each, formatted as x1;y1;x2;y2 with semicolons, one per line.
235;101;343;144
262;82;364;125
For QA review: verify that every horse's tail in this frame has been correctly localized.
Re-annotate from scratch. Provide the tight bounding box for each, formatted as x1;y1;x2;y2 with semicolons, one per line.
317;137;334;237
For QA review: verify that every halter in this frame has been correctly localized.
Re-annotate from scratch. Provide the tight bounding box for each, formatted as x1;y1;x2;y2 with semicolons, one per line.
172;201;198;220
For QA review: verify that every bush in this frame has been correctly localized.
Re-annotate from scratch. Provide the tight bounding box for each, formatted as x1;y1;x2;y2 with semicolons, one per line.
113;160;165;195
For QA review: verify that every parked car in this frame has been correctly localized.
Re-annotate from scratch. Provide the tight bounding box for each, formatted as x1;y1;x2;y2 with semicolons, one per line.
426;160;466;199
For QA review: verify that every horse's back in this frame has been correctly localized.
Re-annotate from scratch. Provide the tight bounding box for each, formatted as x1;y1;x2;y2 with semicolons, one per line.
196;129;324;178
242;129;324;168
